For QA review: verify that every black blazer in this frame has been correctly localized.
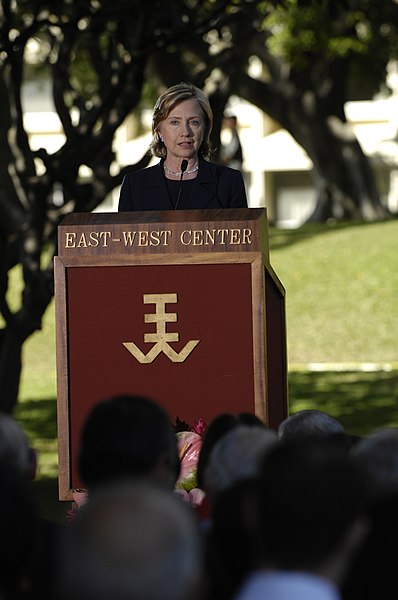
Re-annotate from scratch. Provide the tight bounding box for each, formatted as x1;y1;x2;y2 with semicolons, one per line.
118;158;248;211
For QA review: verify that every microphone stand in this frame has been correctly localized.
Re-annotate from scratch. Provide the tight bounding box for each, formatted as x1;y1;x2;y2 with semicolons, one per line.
174;159;188;210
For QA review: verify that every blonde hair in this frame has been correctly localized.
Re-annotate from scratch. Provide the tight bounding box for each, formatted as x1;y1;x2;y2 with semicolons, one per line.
150;82;213;159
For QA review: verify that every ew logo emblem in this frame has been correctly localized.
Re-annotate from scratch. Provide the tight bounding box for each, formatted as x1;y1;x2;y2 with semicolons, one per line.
123;293;200;363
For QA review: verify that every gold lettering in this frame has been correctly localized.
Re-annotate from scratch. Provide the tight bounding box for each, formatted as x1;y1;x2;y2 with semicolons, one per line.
230;228;241;244
203;229;216;245
149;231;161;246
217;229;228;244
242;228;252;244
180;228;252;247
89;232;100;247
77;233;88;248
180;230;191;245
160;230;172;245
65;227;251;252
99;231;111;247
123;231;137;246
138;231;149;246
192;230;203;245
65;232;76;248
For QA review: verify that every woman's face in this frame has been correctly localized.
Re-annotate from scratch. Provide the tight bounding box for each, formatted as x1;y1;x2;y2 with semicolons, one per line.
157;98;205;163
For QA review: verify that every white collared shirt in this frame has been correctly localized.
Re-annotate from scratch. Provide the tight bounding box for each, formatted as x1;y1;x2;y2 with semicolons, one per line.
234;571;341;600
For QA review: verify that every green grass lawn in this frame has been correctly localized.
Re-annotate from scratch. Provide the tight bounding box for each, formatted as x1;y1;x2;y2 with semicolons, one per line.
13;218;398;521
269;219;398;364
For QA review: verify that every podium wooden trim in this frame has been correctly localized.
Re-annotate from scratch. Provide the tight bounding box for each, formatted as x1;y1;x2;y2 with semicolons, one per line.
55;208;288;500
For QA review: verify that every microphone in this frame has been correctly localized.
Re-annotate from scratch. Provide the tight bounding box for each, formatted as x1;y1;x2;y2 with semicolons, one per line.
174;159;188;210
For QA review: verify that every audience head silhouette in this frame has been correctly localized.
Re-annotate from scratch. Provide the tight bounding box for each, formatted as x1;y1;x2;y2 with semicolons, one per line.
203;424;277;505
350;426;398;493
0;464;40;599
78;394;180;492
278;409;345;442
196;412;266;491
56;481;203;600
0;411;36;478
255;438;371;582
342;488;398;600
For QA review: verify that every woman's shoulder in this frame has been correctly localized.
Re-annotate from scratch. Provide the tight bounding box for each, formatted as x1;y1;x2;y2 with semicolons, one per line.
202;159;242;176
124;162;160;181
201;160;244;185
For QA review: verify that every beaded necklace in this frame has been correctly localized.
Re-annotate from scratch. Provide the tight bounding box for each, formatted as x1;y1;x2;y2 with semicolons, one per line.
163;164;199;176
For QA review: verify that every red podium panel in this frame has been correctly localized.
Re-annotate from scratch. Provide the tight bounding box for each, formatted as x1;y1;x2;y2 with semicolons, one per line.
55;209;287;498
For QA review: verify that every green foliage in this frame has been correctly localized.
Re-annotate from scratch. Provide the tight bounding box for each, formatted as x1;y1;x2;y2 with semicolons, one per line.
69;44;100;102
261;0;398;92
263;2;366;64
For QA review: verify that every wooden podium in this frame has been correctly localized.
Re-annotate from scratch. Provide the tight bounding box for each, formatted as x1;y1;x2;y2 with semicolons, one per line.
55;208;288;499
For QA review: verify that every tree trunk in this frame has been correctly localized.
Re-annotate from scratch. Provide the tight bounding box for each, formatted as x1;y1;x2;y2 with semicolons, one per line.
292;111;388;222
0;328;23;414
0;261;54;413
236;73;390;222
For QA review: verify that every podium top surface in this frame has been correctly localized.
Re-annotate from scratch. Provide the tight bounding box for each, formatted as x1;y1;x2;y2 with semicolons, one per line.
57;208;269;258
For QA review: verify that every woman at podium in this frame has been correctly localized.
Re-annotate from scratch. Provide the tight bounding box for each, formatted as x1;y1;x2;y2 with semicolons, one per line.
118;82;248;212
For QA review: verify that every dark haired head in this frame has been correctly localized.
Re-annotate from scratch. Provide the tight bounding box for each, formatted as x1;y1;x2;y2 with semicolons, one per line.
196;412;266;490
256;438;372;570
78;394;180;491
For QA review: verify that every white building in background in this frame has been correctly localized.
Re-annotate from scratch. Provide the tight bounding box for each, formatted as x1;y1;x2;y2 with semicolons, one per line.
231;59;398;226
22;68;398;227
